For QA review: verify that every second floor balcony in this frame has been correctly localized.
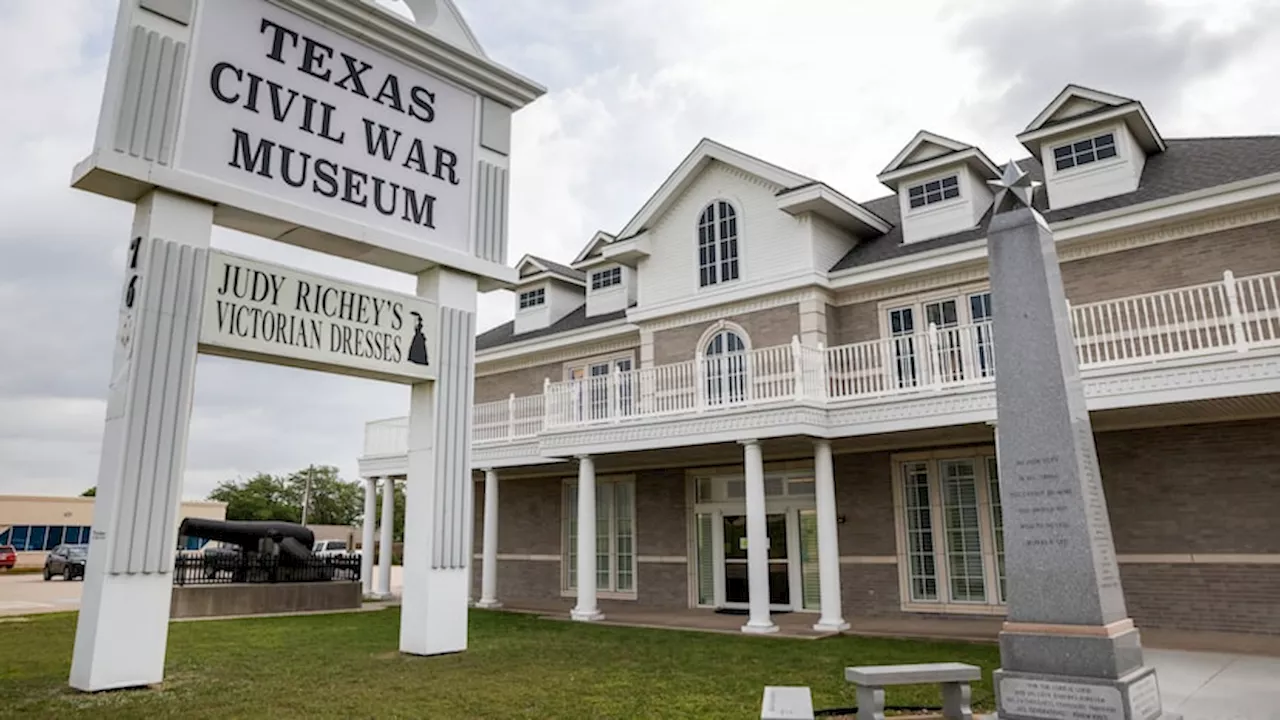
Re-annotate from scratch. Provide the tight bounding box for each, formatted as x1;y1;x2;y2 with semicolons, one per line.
362;269;1280;467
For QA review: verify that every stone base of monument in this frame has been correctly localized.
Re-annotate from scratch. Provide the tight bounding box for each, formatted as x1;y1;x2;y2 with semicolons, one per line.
994;665;1179;720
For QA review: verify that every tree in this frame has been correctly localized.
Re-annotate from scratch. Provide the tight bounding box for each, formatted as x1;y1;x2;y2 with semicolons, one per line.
81;487;96;497
208;466;362;526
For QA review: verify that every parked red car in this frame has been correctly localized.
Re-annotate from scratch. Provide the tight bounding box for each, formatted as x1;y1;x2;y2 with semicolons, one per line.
0;545;16;570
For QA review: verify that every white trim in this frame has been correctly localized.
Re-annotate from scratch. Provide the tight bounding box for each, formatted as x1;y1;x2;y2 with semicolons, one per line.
878;130;972;177
572;231;617;266
1018;103;1164;155
629;272;823;326
891;446;1004;614
839;556;898;565
636;555;688;564
476;321;639;365
618;138;811;239
1117;554;1280;565
561;474;639;598
562;351;637;381
1047;125;1124;177
1023;85;1135;133
776;183;892;235
696;320;753;355
879;147;1001;189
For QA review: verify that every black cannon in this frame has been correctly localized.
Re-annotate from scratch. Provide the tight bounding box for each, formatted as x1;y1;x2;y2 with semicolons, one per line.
178;518;315;561
177;518;352;584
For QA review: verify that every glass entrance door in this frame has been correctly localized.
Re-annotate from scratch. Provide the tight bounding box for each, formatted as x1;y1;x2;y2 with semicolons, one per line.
722;514;790;607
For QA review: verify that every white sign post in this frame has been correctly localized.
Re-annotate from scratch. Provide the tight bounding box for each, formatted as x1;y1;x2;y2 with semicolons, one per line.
69;0;542;692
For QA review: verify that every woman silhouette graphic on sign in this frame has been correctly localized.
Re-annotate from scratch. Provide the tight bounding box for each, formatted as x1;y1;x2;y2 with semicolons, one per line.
408;311;429;366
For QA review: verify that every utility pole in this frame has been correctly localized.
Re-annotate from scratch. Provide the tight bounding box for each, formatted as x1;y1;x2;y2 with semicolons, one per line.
301;465;314;526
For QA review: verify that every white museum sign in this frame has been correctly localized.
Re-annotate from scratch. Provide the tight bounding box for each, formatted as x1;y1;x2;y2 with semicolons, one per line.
180;0;475;253
199;251;437;383
68;0;543;694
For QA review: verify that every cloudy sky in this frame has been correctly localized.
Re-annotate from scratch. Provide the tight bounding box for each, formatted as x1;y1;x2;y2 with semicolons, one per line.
2;0;1279;501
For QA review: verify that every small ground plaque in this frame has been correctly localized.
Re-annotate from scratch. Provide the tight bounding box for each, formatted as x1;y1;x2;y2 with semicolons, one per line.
1000;677;1124;719
760;686;815;720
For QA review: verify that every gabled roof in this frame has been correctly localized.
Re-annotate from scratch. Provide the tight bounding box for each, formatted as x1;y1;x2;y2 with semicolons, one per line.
617;138;814;238
571;231;617;266
401;0;487;58
1017;84;1165;156
876;130;1002;190
514;254;586;285
1023;84;1136;133
878;130;972;177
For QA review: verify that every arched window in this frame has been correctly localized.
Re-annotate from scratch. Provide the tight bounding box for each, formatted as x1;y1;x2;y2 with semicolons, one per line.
703;328;747;405
698;201;740;288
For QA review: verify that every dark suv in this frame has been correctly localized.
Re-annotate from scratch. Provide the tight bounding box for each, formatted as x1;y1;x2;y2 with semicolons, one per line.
43;544;89;581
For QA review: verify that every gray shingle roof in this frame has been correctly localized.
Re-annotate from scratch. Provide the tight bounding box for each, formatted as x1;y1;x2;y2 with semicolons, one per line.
829;137;1280;272
476;306;629;351
525;255;586;283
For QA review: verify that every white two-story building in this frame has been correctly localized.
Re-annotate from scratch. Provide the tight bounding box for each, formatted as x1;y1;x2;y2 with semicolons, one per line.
360;84;1280;637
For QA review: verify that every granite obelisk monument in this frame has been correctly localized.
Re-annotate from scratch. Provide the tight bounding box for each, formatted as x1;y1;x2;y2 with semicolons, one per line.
986;162;1176;720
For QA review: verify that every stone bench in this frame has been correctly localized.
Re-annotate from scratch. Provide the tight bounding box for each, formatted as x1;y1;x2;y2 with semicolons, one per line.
844;662;981;720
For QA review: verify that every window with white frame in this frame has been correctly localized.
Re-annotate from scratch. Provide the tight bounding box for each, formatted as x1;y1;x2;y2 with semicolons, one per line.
697;201;740;288
1052;132;1117;171
703;328;747;405
564;478;636;595
518;288;545;310
565;354;635;420
883;289;994;387
907;175;960;209
895;451;1005;610
590;267;622;291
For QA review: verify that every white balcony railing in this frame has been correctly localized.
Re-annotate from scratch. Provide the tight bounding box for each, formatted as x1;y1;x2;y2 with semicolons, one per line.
364;269;1280;455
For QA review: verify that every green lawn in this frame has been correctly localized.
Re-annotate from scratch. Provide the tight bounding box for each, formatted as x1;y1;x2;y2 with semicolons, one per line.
0;609;999;718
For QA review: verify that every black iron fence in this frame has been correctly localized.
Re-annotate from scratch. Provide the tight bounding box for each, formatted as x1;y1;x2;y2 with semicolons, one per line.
173;553;361;586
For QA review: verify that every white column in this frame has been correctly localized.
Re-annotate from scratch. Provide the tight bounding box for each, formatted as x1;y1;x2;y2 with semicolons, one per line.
400;268;478;656
70;190;214;692
812;440;849;632
361;477;377;596
740;439;777;633
377;476;396;598
476;469;501;608
571;455;604;621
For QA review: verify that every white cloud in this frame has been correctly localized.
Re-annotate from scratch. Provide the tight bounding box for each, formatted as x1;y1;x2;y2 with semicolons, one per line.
1;0;1278;500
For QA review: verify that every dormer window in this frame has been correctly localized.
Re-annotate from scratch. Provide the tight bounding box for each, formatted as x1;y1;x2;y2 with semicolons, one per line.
697;201;740;288
590;267;622;291
518;288;545;310
1052;132;1117;171
907;175;960;209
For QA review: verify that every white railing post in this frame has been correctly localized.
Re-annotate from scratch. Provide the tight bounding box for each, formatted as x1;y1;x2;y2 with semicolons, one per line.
543;378;553;427
927;323;942;390
695;351;706;412
609;370;620;423
817;342;828;402
1223;270;1248;352
791;336;804;401
507;393;515;440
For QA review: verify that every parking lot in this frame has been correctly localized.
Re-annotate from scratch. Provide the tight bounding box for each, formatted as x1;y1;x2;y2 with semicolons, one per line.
0;572;82;616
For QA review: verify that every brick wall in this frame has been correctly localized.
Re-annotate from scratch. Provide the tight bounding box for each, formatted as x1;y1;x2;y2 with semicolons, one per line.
1061;219;1280;304
840;564;902;618
833;451;896;556
1098;419;1280;554
1122;564;1280;635
474;360;568;404
651;304;800;366
478;469;691;608
826;219;1280;346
